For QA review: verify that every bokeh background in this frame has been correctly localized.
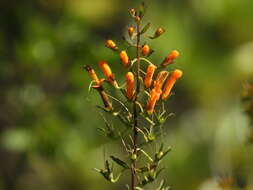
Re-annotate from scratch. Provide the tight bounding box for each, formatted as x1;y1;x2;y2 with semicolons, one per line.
1;0;253;189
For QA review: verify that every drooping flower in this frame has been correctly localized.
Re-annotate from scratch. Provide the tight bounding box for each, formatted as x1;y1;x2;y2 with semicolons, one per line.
105;40;117;50
125;72;135;100
161;50;180;67
99;61;118;87
161;69;183;100
120;50;130;67
144;64;156;88
142;44;150;56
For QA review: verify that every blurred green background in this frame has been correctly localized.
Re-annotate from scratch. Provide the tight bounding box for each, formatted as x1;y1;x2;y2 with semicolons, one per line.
1;0;253;189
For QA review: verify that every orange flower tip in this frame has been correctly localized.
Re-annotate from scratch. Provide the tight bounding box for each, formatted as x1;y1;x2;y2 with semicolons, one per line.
142;44;150;56
126;72;134;81
98;60;106;68
105;40;117;49
170;50;180;59
128;26;135;37
120;50;130;67
172;69;183;79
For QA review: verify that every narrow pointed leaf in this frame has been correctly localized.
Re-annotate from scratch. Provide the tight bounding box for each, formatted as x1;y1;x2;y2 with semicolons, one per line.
140;23;151;34
139;2;146;18
110;156;130;169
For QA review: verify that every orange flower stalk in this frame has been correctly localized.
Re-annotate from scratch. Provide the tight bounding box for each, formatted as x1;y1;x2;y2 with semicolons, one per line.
144;64;156;88
161;50;180;67
128;26;135;37
146;88;162;114
120;50;130;67
153;71;169;92
106;40;117;50
161;69;183;100
125;72;135;100
142;44;150;56
99;60;118;87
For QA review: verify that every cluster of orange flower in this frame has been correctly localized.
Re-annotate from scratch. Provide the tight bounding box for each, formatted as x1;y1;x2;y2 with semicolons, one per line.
84;38;182;114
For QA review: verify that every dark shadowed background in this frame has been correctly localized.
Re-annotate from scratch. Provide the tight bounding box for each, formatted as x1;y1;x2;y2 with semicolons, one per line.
1;0;253;189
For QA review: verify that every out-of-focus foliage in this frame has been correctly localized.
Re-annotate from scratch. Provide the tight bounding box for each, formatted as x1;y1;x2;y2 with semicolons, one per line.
0;0;253;190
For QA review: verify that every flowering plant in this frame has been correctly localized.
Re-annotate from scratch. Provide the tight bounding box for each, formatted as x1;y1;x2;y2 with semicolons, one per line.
84;3;183;190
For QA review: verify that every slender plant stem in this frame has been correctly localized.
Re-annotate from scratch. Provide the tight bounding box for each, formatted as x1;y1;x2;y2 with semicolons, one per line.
131;19;141;190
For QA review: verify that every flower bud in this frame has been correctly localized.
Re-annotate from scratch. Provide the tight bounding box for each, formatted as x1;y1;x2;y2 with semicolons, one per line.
120;50;130;67
125;72;135;100
153;71;169;92
155;27;165;36
129;8;136;17
142;44;150;56
144;64;156;88
131;153;137;161
105;40;117;50
161;69;183;100
128;26;135;37
99;61;118;87
146;88;162;114
161;50;180;66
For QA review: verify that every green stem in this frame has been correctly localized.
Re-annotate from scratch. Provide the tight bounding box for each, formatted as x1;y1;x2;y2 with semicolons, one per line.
131;19;141;190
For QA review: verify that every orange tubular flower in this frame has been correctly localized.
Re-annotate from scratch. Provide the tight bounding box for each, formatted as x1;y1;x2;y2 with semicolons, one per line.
105;40;117;50
142;44;150;56
99;61;118;87
161;50;180;67
120;50;130;67
153;71;169;92
161;69;183;100
125;72;134;100
146;88;162;114
83;65;112;111
144;64;156;88
83;65;100;85
128;26;135;37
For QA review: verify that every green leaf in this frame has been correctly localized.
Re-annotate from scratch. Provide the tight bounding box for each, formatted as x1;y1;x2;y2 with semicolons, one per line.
110;156;130;169
160;146;171;160
156;168;165;178
140;23;151;34
139;2;146;18
159;143;164;152
122;36;134;46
